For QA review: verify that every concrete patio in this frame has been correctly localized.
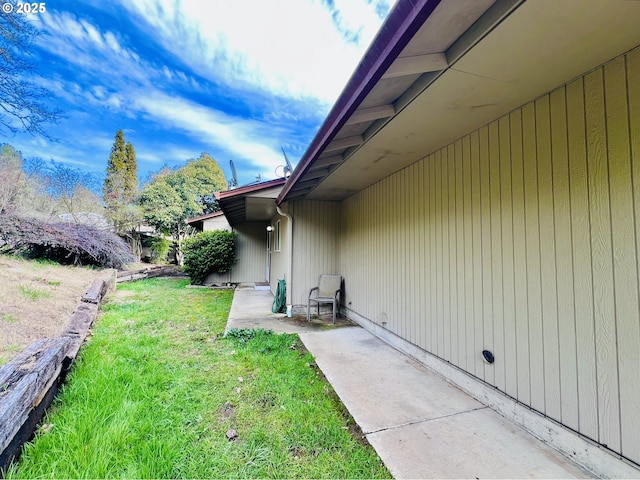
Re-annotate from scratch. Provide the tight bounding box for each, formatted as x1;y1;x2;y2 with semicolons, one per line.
226;283;595;479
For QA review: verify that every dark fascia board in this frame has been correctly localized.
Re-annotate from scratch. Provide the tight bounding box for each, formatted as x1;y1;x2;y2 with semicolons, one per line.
276;0;442;206
185;210;226;225
216;178;287;200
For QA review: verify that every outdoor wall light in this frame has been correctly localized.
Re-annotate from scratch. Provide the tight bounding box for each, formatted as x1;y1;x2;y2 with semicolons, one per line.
266;225;273;232
482;350;495;364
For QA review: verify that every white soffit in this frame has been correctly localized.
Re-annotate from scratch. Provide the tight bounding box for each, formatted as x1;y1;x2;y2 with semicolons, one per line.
309;0;640;200
382;53;448;78
345;105;396;126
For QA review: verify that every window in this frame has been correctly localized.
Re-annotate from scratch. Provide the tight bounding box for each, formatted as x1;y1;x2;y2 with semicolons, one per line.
274;219;281;252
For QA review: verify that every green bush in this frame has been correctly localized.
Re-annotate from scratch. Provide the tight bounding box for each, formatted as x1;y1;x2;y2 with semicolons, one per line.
143;236;170;263
182;230;236;284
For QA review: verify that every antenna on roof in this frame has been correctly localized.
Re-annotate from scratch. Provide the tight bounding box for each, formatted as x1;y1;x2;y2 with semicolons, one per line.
281;148;293;178
228;160;238;190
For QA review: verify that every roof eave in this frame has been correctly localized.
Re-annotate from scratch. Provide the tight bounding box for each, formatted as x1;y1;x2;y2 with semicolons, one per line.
219;178;286;200
277;0;442;205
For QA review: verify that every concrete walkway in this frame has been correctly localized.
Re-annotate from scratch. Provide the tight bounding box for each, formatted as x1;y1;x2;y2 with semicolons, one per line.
226;284;592;479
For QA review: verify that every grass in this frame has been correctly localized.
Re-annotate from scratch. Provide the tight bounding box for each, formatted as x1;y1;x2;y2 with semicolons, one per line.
0;254;101;366
34;277;62;286
17;285;52;301
6;278;390;479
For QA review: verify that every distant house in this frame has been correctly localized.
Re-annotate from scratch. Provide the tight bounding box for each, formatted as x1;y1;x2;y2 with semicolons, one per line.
185;211;231;233
240;0;640;475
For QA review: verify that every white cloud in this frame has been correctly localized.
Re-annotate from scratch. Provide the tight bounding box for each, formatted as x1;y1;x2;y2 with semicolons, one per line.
34;10;295;177
37;11;149;87
117;0;392;104
27;1;392;181
132;91;286;178
16;132;114;170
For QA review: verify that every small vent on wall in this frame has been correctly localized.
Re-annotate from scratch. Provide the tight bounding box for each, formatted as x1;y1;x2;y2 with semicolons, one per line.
482;350;495;364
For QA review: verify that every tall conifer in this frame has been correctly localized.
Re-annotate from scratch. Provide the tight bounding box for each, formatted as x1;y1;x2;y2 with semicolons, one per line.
103;130;141;257
103;129;127;209
124;141;138;202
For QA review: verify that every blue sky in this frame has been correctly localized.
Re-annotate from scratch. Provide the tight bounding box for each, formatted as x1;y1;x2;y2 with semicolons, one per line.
6;0;392;186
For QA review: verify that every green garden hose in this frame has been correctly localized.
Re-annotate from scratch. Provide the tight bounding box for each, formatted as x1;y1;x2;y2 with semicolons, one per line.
271;278;286;313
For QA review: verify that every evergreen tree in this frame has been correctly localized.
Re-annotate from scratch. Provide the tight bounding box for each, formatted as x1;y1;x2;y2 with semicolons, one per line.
102;130;142;259
124;141;138;202
103;129;127;210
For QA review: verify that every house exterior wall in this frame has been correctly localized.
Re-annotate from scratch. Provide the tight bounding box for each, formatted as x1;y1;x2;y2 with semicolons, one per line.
269;213;290;294
338;47;640;465
202;216;231;231
230;222;269;283
289;200;340;308
204;222;268;284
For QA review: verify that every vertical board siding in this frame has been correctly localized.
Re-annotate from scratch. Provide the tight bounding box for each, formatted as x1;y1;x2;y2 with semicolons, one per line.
584;68;620;452
479;126;494;385
499;116;516;398
489;121;504;391
536;95;563;422
291;200;340;307
550;87;580;431
463;136;475;374
566;76;599;441
230;222;268;283
337;48;639;465
269;215;290;292
510;109;531;405
604;55;639;459
522;101;545;413
470;131;484;379
624;45;640;461
455;140;465;369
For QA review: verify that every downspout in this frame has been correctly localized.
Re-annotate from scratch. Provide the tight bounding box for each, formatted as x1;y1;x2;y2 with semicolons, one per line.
276;204;293;310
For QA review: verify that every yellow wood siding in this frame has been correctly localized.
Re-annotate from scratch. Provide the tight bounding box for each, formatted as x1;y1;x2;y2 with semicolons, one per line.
228;222;268;283
338;47;640;464
269;214;289;292
624;44;640;461
203;222;267;284
290;200;340;307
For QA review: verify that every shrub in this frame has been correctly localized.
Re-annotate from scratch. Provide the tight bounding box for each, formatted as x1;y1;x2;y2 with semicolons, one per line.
142;236;170;263
182;229;236;284
0;214;134;269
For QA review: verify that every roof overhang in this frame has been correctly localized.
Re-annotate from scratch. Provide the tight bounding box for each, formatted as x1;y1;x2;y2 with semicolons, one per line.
185;210;226;230
215;178;286;226
278;0;640;203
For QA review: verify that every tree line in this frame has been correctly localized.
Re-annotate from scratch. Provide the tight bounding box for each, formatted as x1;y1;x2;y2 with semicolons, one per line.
1;12;228;265
1;129;228;264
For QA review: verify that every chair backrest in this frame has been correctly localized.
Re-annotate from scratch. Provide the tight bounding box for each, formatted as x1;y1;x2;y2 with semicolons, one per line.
318;275;341;297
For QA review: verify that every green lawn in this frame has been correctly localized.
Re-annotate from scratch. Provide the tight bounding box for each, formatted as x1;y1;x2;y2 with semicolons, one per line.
6;278;390;479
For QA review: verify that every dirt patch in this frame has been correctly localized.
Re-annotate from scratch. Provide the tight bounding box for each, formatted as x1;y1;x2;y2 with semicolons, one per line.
0;255;103;366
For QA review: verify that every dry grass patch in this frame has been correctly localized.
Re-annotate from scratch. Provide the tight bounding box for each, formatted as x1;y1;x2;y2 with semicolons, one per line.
0;255;102;365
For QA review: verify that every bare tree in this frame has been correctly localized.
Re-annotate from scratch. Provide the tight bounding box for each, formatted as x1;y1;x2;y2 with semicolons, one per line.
0;143;26;214
0;5;61;137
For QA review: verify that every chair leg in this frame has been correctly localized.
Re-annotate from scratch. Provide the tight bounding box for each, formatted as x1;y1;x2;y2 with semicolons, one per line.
332;299;336;324
307;301;310;322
